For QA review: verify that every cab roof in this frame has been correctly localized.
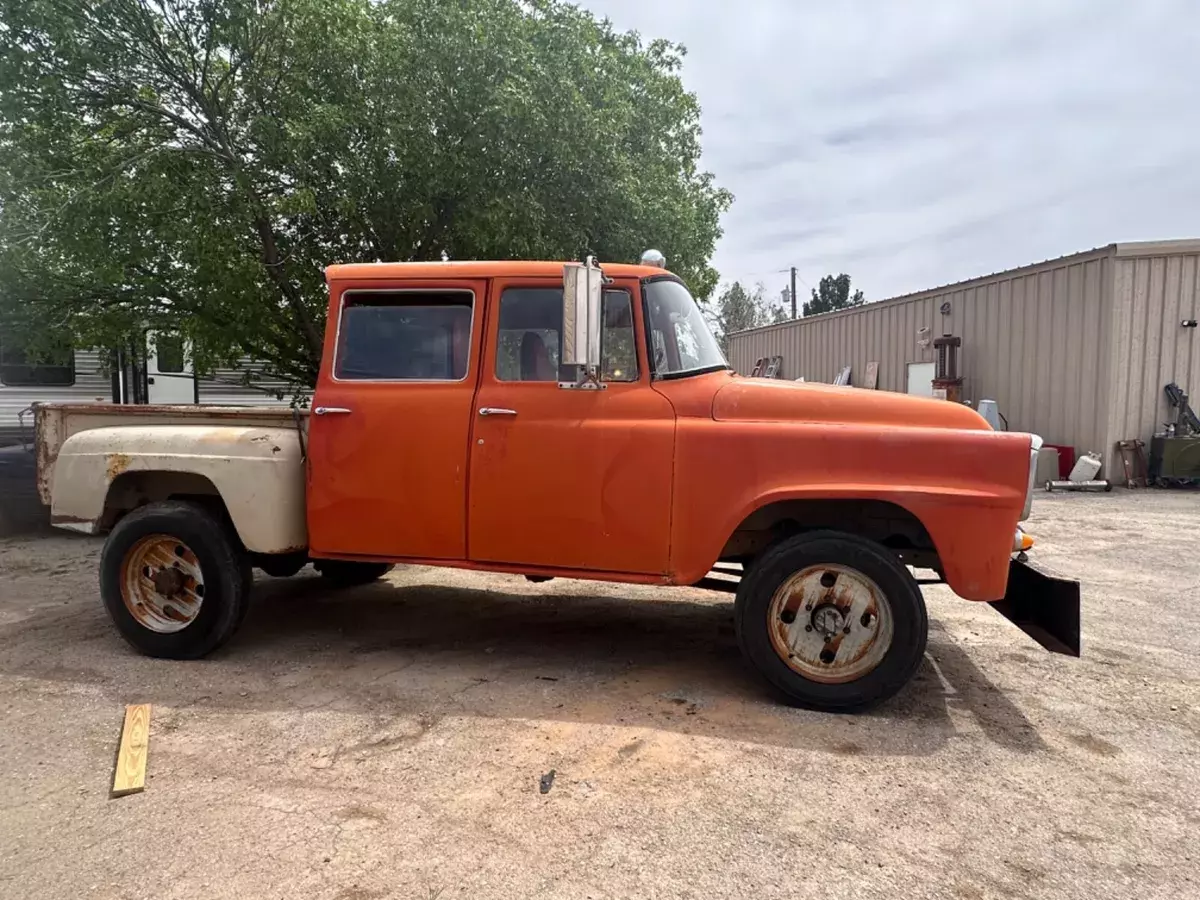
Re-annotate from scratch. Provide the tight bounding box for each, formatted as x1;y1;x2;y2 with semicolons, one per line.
325;260;674;282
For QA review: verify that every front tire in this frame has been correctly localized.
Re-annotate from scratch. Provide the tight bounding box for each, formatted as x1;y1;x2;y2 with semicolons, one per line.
313;559;394;587
100;500;250;659
735;530;928;712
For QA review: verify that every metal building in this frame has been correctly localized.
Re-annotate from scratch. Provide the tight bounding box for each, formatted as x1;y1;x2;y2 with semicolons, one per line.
728;239;1200;473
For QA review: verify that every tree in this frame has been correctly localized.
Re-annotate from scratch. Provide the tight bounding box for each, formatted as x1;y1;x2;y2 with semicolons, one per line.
803;274;865;317
708;280;788;354
0;0;732;389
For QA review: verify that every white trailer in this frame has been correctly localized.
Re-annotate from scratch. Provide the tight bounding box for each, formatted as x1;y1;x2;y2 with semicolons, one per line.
0;331;297;448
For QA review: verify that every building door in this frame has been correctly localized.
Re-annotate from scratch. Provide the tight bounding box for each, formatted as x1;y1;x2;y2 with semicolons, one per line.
906;361;935;397
146;333;196;404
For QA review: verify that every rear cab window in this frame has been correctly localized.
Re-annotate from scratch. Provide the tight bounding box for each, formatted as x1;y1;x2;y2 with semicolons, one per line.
335;290;474;381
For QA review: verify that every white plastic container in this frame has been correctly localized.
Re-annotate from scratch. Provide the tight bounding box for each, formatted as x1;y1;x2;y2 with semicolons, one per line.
1068;451;1102;482
977;399;1003;430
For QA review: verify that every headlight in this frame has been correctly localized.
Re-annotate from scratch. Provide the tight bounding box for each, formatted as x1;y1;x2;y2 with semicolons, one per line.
1021;434;1043;521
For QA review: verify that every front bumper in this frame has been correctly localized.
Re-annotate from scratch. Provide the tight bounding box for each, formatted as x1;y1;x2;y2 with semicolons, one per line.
988;559;1081;656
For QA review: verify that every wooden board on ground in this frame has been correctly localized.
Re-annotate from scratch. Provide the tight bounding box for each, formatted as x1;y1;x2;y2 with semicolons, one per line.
112;704;150;797
864;361;879;390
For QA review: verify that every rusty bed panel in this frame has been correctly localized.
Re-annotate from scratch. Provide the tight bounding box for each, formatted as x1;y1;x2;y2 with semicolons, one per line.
34;403;306;505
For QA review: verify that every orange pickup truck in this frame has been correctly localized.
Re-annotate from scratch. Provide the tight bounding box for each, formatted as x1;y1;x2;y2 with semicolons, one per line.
34;254;1079;711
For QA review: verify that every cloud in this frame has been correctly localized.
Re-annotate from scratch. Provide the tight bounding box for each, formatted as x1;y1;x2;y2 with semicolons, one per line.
587;0;1200;301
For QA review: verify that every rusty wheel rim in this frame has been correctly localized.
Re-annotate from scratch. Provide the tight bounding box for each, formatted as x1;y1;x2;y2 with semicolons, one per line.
767;563;895;684
120;534;205;634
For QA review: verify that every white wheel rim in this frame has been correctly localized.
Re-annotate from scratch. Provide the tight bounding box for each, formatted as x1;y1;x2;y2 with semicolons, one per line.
766;563;895;684
120;534;205;634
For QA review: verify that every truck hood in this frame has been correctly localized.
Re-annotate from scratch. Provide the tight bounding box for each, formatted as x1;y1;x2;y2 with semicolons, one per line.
712;377;991;431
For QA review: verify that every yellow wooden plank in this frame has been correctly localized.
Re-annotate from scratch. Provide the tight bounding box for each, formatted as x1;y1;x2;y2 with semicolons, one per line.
112;704;150;797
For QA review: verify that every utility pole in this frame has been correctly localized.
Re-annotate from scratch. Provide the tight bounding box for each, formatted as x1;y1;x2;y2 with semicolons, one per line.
790;266;798;319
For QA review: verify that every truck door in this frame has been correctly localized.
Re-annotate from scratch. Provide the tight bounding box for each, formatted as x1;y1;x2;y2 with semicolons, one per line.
306;280;484;560
468;277;675;575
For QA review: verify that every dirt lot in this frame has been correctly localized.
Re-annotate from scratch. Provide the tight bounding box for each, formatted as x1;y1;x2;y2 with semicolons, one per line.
1;479;1198;899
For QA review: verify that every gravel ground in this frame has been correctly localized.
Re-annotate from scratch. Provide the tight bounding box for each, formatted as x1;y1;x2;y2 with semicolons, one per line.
0;467;1198;899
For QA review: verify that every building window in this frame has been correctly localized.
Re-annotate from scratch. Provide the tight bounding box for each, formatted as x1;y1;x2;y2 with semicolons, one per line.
495;287;637;382
335;291;473;381
154;335;186;373
0;337;76;387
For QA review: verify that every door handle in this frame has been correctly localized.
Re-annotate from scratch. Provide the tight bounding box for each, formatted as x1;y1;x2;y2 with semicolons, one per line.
313;406;353;416
478;407;517;417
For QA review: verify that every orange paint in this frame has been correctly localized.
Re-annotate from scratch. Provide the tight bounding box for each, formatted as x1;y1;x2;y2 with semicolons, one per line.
309;261;1034;602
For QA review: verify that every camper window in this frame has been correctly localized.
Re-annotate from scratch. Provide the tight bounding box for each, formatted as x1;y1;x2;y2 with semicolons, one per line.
0;338;76;387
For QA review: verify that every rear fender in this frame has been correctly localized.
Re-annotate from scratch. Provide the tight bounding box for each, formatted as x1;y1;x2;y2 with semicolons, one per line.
48;424;306;554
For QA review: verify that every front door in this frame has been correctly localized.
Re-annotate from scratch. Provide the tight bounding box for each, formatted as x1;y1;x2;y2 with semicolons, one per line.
146;333;196;404
468;278;675;575
306;280;484;560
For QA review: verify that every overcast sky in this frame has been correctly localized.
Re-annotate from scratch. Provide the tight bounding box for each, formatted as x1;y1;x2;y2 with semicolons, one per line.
587;0;1200;303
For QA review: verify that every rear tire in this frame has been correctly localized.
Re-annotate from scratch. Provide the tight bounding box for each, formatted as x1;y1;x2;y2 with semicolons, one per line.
735;530;928;712
313;559;394;587
100;500;250;659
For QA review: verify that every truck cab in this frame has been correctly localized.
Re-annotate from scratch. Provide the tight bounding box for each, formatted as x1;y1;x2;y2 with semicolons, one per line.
35;256;1080;712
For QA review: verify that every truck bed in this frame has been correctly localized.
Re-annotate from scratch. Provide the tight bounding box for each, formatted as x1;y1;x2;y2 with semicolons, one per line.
34;403;305;505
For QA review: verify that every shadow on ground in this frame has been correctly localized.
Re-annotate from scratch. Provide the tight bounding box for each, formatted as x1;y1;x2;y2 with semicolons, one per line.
0;446;50;537
0;563;1046;757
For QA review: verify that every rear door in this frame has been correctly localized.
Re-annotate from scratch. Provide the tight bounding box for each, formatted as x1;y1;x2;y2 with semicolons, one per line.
306;280;484;560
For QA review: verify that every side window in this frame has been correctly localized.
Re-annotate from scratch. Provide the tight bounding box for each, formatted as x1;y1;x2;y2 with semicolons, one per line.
0;337;75;387
496;288;561;381
335;291;473;380
601;291;637;381
495;287;637;382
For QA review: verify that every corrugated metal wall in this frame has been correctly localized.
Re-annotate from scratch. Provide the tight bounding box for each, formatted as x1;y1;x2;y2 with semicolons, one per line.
1105;249;1200;453
728;248;1116;456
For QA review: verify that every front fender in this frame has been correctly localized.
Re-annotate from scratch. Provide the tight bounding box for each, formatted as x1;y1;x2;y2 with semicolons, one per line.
49;424;306;554
668;419;1031;600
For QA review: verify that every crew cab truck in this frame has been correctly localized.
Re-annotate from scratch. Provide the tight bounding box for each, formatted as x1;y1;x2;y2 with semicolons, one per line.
34;255;1080;712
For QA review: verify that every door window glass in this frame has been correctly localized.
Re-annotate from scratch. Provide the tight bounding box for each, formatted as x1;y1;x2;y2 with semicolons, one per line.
495;287;636;382
601;292;637;382
336;291;473;381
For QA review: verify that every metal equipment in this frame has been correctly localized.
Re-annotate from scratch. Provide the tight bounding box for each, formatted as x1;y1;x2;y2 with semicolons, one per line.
1045;480;1112;492
1164;382;1200;435
1151;383;1200;486
932;334;963;402
750;356;783;378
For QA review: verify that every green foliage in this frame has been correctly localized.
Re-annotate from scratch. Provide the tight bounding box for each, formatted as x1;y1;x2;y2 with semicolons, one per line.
0;0;731;389
708;280;788;354
802;274;865;317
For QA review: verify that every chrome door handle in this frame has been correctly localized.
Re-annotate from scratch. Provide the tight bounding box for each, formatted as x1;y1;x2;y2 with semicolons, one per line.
313;406;353;416
478;407;517;417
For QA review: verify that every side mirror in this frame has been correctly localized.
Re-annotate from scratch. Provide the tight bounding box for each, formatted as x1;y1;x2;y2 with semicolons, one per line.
562;257;603;375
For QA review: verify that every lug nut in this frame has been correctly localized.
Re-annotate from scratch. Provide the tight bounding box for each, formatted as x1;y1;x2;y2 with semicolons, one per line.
805;625;813;633
843;626;851;634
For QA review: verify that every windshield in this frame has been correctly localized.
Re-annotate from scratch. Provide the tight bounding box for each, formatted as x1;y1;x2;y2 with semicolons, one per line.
643;278;728;377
